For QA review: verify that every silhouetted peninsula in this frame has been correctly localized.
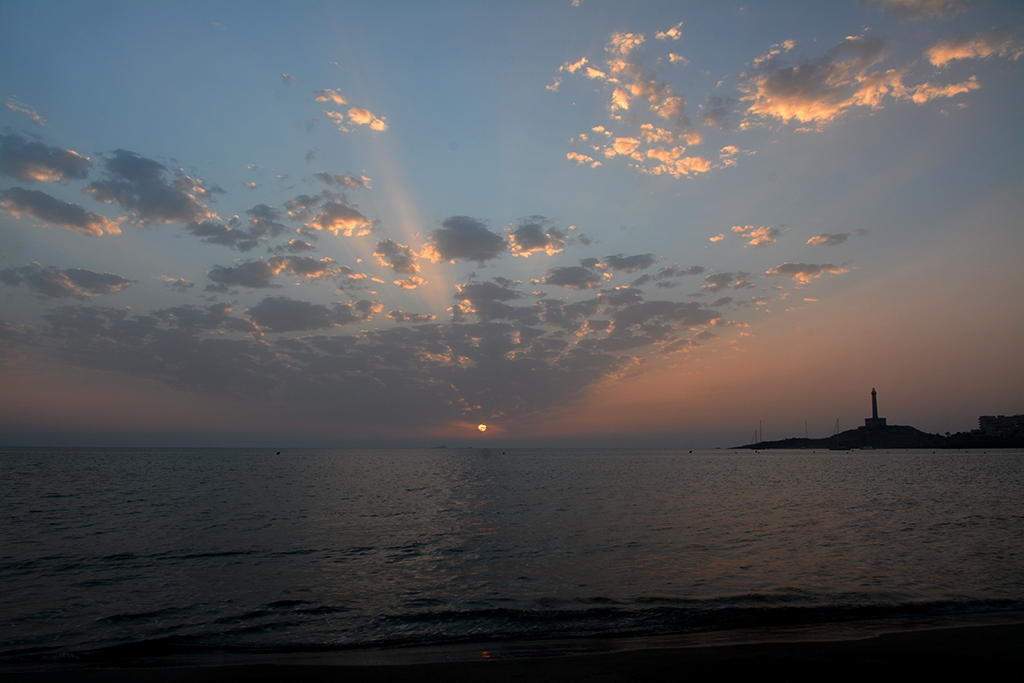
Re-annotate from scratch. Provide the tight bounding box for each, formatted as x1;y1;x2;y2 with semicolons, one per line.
735;390;1024;449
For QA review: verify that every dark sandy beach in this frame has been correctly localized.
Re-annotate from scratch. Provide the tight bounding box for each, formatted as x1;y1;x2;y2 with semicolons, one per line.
5;620;1022;682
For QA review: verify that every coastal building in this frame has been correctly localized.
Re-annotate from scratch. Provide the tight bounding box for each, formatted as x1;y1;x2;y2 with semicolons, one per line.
865;388;887;429
978;415;1024;438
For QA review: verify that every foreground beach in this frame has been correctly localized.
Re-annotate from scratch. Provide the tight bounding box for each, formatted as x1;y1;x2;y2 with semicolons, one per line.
6;620;1022;681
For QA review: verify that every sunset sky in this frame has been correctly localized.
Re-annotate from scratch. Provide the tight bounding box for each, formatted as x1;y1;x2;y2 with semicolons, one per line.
1;0;1021;447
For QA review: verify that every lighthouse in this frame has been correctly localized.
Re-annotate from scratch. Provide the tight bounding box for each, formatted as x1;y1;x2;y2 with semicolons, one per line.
865;388;887;429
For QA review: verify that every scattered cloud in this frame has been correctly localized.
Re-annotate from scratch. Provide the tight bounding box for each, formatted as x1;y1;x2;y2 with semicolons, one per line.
567;151;601;167
739;32;983;128
709;234;725;243
0;134;92;182
207;256;344;289
807;232;849;246
374;238;422;285
543;265;602;289
281;74;295;86
1;187;120;236
656;22;683;41
926;28;1023;66
305;200;374;236
632;265;706;288
700;272;754;294
509;217;566;257
0;263;135;299
596;254;657;273
388;310;437;323
765;262;848;284
186;219;260;252
557;27;713;178
701;95;738;130
314;88;348;105
156;275;195;292
83;149;212;224
732;224;780;247
183;205;290;251
272;239;317;255
347;107;388;131
313;172;371;189
246;296;382;332
5;96;45;125
422;215;507;265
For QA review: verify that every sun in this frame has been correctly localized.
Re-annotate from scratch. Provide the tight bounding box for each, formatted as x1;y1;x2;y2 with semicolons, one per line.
477;424;487;432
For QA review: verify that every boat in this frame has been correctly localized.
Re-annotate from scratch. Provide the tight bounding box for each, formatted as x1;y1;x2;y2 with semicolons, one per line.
828;418;850;450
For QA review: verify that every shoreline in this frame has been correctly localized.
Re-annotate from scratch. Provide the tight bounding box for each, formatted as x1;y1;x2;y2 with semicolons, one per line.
5;613;1022;681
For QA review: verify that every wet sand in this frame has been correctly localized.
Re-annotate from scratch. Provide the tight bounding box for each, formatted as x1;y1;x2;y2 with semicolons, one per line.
5;621;1022;681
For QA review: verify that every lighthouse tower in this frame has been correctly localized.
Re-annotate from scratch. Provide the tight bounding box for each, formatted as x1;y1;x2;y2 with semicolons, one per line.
865;388;887;429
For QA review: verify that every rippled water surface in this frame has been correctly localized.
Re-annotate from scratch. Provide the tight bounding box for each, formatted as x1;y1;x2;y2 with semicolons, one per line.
2;448;1022;662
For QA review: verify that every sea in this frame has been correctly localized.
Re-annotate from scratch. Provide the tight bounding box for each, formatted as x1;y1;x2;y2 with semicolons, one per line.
2;447;1023;667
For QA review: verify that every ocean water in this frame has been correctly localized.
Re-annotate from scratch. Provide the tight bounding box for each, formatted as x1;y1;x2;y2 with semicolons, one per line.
2;447;1022;665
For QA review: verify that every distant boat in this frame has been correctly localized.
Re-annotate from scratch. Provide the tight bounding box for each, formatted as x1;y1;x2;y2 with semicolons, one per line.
829;418;850;450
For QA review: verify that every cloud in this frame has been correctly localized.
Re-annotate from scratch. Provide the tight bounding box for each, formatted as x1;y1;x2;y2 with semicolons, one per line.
596;254;657;273
0;134;92;182
246;296;382;332
305;200;374;236
374;239;421;275
709;234;725;243
323;111;350;132
184;205;290;251
271;239;317;254
186;219;260;251
633;264;705;288
1;187;120;236
5;96;45;125
926;29;1023;66
732;225;780;247
313;172;371;189
272;256;344;280
739;32;986;127
422;215;507;265
908;77;980;102
284;193;323;222
655;22;683;41
557;27;708;178
700;272;754;293
807;232;849;246
452;280;525;320
566;151;600;167
156;275;195;292
765;262;848;283
281;74;295;86
867;0;972;20
207;256;346;289
347;107;388;131
640;146;711;177
314;89;348;105
207;261;279;289
543;265;602;290
509;218;566;257
0;263;135;299
701;95;738;130
156;302;257;335
389;310;437;323
393;276;427;290
83;149;212;224
739;35;894;126
245;204;290;238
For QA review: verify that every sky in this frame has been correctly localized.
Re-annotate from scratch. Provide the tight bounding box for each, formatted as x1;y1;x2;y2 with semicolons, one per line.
1;0;1021;448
